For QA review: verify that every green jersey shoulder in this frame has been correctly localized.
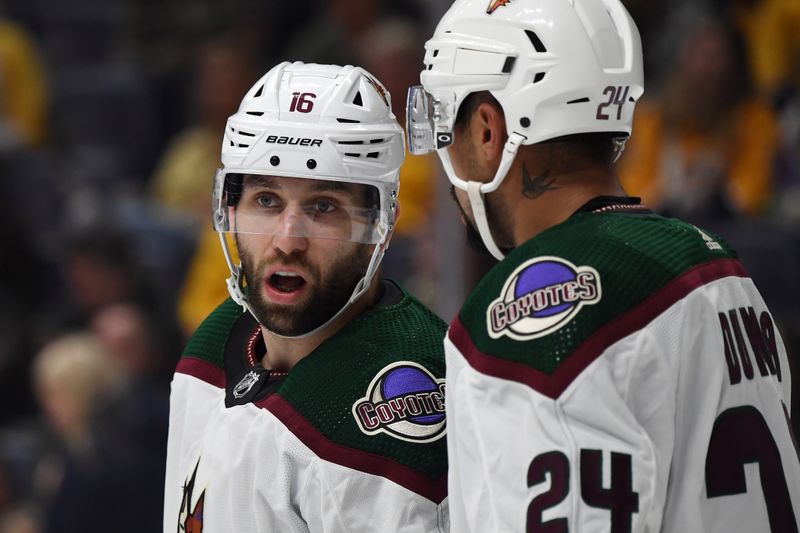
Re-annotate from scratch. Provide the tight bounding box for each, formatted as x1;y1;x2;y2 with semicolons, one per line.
458;211;738;375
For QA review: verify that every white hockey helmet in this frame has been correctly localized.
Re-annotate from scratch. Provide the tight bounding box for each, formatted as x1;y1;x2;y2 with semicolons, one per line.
407;0;644;259
213;62;405;337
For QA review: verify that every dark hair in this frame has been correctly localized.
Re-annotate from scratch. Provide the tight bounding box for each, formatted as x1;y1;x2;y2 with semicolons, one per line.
454;91;502;131
540;133;622;167
454;91;620;166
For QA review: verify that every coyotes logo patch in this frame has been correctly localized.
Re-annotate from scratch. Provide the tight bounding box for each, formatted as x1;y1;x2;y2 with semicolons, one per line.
178;461;206;533
487;0;513;14
353;362;446;443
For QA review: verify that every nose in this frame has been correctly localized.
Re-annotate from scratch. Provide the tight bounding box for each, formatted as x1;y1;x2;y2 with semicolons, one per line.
271;211;308;255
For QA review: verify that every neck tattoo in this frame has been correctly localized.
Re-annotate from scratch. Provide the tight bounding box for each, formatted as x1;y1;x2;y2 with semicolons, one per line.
521;164;558;199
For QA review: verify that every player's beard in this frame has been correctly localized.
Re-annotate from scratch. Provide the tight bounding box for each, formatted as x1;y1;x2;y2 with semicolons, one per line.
450;185;513;259
239;243;372;336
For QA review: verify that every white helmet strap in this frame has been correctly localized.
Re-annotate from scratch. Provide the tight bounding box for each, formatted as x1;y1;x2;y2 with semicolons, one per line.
467;181;506;261
438;132;526;261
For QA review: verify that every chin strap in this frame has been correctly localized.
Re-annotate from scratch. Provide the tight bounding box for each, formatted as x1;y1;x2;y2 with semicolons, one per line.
438;132;527;262
467;181;506;261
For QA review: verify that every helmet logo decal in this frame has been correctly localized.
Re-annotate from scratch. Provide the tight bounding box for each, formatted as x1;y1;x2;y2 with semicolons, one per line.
366;77;389;107
265;135;323;147
289;92;317;113
488;257;602;340
486;0;513;14
353;362;446;443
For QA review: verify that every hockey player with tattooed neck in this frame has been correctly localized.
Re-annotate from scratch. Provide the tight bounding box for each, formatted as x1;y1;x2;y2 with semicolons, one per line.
407;0;799;531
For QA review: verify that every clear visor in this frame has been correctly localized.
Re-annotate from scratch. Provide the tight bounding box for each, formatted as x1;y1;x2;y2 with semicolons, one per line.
406;85;454;155
213;171;384;244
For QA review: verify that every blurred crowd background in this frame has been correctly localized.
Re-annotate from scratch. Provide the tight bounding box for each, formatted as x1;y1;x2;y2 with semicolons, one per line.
0;0;798;531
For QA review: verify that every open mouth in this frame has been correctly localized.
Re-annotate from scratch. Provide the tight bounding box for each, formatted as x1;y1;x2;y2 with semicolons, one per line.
268;271;307;293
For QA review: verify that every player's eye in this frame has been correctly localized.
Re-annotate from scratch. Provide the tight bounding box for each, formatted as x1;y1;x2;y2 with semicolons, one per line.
314;200;337;214
255;194;280;209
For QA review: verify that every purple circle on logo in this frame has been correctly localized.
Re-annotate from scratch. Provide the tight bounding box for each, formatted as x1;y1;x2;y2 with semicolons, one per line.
514;261;576;318
382;366;444;425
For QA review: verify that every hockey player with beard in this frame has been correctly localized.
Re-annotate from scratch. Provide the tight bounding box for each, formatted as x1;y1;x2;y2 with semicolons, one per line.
407;0;799;531
164;63;449;532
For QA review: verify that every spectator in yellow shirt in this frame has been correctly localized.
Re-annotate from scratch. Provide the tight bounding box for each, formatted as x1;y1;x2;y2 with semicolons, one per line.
619;14;779;220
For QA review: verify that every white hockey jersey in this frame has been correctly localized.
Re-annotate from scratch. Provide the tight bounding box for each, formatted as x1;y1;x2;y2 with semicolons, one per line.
164;282;449;532
445;200;799;532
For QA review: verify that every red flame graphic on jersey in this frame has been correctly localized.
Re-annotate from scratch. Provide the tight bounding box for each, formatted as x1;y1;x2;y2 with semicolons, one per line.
178;461;205;533
486;0;513;14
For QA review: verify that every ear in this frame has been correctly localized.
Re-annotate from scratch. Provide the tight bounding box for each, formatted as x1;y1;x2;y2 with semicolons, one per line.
473;101;507;166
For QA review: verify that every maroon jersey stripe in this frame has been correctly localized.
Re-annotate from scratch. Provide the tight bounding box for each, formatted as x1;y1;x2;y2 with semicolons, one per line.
258;394;448;504
176;357;226;389
449;258;750;399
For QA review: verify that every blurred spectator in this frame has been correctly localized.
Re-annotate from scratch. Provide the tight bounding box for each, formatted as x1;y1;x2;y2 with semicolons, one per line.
32;334;123;457
31;331;168;533
744;0;800;104
618;13;779;222
59;227;157;329
90;301;178;385
739;0;800;222
0;504;40;533
0;16;48;151
149;37;258;224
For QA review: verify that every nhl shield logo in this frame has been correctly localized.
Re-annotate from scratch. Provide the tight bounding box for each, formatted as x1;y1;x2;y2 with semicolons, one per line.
487;257;601;341
353;362;446;443
233;370;261;399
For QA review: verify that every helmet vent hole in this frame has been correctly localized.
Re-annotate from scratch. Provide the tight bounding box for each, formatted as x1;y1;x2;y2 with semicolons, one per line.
337;118;361;124
427;65;433;70
253;85;264;98
502;57;516;73
525;30;547;53
246;111;264;117
338;140;364;145
353;92;364;107
238;131;256;137
433;50;439;57
533;72;545;84
237;144;249;148
345;152;361;158
367;152;380;159
567;97;591;104
370;138;383;144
